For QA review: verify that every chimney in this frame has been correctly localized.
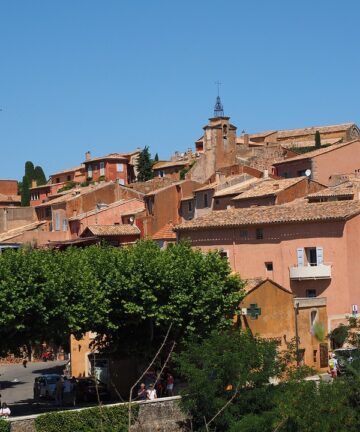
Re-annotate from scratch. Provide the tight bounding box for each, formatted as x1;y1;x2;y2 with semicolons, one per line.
31;180;37;188
215;171;224;184
85;151;91;161
243;133;249;146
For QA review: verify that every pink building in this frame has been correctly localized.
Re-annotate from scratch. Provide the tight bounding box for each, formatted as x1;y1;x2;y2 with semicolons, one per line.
83;150;140;185
273;139;360;185
176;200;360;330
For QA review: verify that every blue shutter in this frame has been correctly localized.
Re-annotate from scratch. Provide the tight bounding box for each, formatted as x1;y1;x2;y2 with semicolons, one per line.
297;248;304;266
316;247;324;265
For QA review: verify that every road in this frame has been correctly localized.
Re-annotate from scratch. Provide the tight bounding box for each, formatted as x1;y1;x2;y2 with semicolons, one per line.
0;360;66;416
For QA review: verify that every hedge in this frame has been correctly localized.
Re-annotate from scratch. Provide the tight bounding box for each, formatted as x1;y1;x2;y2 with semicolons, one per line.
35;404;139;432
0;420;10;432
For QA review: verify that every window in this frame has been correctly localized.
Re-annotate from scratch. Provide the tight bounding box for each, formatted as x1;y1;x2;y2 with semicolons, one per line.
297;247;323;266
298;170;306;177
100;161;105;176
56;177;60;183
67;175;71;181
310;310;318;334
219;250;229;260
204;193;209;208
313;349;317;363
306;289;317;298
265;262;273;271
215;199;220;205
87;165;93;178
256;228;264;240
54;212;60;231
240;229;248;239
159;170;164;178
188;201;192;212
147;198;154;215
117;163;124;172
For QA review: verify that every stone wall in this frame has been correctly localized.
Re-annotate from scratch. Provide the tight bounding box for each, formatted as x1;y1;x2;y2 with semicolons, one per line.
8;397;190;432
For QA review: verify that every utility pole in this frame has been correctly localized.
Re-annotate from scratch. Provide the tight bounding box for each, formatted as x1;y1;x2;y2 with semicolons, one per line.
294;302;300;366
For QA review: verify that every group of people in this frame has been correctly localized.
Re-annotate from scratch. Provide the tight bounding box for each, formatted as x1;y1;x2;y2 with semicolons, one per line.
55;376;77;406
136;371;175;401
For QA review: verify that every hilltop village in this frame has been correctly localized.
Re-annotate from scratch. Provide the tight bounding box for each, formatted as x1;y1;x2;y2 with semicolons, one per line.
2;96;360;373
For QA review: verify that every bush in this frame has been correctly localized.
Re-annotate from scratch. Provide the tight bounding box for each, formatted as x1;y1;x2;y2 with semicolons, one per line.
35;404;138;432
0;420;10;432
57;181;77;193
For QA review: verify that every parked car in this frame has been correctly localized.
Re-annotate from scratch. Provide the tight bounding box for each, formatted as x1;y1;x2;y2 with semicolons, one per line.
75;377;110;402
33;374;61;400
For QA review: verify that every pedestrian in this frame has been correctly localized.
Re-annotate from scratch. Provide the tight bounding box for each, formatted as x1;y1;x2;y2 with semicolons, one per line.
166;372;174;396
329;353;338;378
22;358;27;368
146;383;157;401
0;403;11;418
137;383;147;400
55;376;64;406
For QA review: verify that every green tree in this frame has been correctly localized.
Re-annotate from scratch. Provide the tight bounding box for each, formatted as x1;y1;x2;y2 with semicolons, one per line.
175;330;280;431
25;161;35;180
315;130;321;148
34;166;47;185
137;146;153;181
154;153;159;162
20;175;30;206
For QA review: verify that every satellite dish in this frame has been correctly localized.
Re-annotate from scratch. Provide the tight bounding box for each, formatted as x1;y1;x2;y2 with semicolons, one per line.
305;169;312;177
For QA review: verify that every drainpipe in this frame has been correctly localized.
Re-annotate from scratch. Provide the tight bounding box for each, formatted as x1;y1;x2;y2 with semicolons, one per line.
294;302;300;366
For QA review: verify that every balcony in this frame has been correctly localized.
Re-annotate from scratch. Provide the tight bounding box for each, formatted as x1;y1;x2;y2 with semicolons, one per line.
289;264;331;280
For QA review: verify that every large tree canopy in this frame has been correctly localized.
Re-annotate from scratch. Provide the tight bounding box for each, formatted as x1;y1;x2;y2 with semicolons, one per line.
20;161;47;206
0;241;244;357
136;146;153;181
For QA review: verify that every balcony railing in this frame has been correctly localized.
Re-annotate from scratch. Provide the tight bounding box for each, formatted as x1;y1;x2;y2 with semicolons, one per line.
289;263;331;280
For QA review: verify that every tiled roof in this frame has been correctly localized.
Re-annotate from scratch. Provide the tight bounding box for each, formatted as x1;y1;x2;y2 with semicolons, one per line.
281;137;342;149
248;130;277;139
84;224;140;236
84;151;140;164
152;223;176;241
307;181;358;199
194;174;253;193
152;160;189;170
35;182;114;207
232;177;305;201
277;123;356;139
273;139;360;165
175;200;360;231
0;194;21;202
0;222;46;242
180;195;194;201
213;178;258;198
51;165;84;176
127;178;175;194
68;198;145;221
145;181;184;196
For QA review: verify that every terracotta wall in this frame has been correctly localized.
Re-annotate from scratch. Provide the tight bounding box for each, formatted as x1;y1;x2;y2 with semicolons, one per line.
178;217;356;329
0;206;37;233
0;180;18;196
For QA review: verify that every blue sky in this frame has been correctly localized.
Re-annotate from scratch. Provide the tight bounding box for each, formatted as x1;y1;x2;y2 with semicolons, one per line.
1;0;360;180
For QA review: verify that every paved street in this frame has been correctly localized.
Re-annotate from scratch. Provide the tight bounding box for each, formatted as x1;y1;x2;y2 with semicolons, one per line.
0;360;67;416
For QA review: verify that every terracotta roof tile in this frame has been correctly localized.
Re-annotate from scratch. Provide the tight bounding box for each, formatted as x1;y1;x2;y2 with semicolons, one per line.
84;224;140;236
277;123;356;139
83;151;140;164
175;200;360;231
152;161;189;170
50;165;85;176
152;223;176;241
273;139;360;165
307;180;359;199
232;177;305;201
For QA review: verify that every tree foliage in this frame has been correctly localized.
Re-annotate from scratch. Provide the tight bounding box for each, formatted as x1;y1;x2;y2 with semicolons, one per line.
136;146;153;181
20;161;47;206
315;130;321;148
0;242;244;358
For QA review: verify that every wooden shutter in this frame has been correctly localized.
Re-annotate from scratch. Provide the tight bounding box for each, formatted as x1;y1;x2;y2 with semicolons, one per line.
316;247;324;265
297;248;304;266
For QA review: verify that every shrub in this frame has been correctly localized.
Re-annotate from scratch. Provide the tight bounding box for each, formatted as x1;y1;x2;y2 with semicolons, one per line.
0;420;10;432
57;181;77;193
35;404;138;432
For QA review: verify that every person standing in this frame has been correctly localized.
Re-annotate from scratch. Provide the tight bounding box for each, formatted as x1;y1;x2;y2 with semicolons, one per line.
329;354;338;378
166;373;174;396
146;383;157;401
137;383;147;401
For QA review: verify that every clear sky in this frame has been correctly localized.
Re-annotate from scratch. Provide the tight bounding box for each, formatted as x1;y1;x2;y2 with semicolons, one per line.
1;0;360;180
